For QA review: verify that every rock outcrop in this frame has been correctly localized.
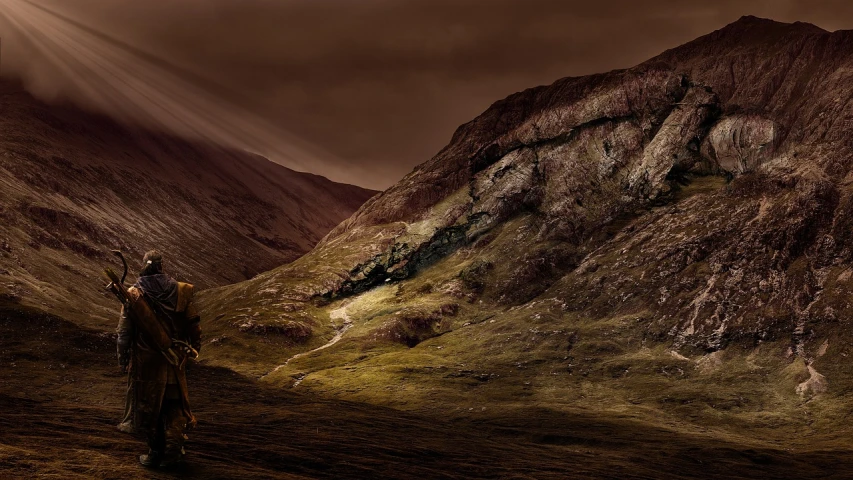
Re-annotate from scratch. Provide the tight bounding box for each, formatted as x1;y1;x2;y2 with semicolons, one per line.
701;114;782;174
203;18;853;416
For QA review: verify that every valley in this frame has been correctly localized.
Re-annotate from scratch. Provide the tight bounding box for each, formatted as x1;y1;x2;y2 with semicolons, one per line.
4;14;853;479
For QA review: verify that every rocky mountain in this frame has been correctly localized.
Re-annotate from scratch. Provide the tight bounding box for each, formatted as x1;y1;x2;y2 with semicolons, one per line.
199;15;853;444
0;78;376;329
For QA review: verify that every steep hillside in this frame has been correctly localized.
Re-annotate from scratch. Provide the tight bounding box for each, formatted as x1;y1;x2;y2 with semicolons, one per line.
197;15;853;446
0;79;375;329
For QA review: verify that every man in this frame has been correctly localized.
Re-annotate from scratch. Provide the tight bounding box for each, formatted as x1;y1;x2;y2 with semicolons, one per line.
116;250;202;468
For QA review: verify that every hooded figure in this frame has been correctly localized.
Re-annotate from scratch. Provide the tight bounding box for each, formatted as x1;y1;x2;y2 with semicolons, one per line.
116;250;202;468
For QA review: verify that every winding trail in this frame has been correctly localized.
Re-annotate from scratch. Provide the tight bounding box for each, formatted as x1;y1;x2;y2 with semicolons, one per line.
259;303;353;381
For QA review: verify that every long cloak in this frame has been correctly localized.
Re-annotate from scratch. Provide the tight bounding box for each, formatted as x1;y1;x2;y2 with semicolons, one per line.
119;275;198;436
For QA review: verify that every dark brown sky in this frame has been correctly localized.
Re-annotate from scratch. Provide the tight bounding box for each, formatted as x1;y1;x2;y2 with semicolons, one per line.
2;0;852;189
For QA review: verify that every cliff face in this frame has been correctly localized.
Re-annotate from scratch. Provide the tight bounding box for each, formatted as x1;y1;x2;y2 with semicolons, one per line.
202;17;853;435
0;80;375;328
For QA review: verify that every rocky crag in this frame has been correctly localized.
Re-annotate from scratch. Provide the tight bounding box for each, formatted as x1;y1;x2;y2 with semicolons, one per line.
198;17;853;443
208;18;846;344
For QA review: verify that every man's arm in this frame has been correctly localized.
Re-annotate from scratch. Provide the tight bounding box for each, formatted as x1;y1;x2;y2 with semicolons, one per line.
116;305;133;371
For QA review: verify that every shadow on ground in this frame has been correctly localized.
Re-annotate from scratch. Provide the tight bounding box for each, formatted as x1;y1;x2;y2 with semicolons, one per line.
1;303;850;479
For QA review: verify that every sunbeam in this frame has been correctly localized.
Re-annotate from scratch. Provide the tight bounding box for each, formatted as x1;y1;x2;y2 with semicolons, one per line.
0;0;362;183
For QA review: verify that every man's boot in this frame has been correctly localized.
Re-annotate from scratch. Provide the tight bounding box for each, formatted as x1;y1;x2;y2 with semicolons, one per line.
117;421;134;434
160;433;186;468
139;449;162;468
159;449;185;468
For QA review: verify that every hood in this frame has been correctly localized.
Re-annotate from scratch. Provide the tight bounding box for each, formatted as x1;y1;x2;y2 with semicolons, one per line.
135;273;179;313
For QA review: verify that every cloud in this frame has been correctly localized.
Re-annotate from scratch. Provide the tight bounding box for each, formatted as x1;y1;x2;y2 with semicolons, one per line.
0;0;850;189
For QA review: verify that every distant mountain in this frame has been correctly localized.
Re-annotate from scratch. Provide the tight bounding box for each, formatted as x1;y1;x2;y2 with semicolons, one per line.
0;79;375;329
199;15;853;439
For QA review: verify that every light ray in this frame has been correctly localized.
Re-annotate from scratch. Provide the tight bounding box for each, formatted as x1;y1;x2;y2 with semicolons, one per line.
0;0;364;183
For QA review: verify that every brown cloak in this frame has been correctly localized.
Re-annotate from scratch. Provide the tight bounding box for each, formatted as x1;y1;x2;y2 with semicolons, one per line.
119;282;200;435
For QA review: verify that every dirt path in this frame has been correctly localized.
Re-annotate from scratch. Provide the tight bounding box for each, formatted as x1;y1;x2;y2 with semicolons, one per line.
3;304;853;479
260;304;353;382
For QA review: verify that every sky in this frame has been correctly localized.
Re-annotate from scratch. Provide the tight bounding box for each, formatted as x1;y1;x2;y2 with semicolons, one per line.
0;0;852;190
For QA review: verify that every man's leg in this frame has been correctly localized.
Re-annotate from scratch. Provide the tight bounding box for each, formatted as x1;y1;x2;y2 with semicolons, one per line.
117;373;134;433
159;386;188;467
139;414;166;467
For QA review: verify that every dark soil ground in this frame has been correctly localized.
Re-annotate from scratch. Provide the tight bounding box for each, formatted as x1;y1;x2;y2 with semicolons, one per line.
2;303;852;479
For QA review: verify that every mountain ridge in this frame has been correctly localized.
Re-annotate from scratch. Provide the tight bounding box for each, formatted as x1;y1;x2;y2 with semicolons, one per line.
193;17;853;447
207;15;849;311
0;78;376;329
